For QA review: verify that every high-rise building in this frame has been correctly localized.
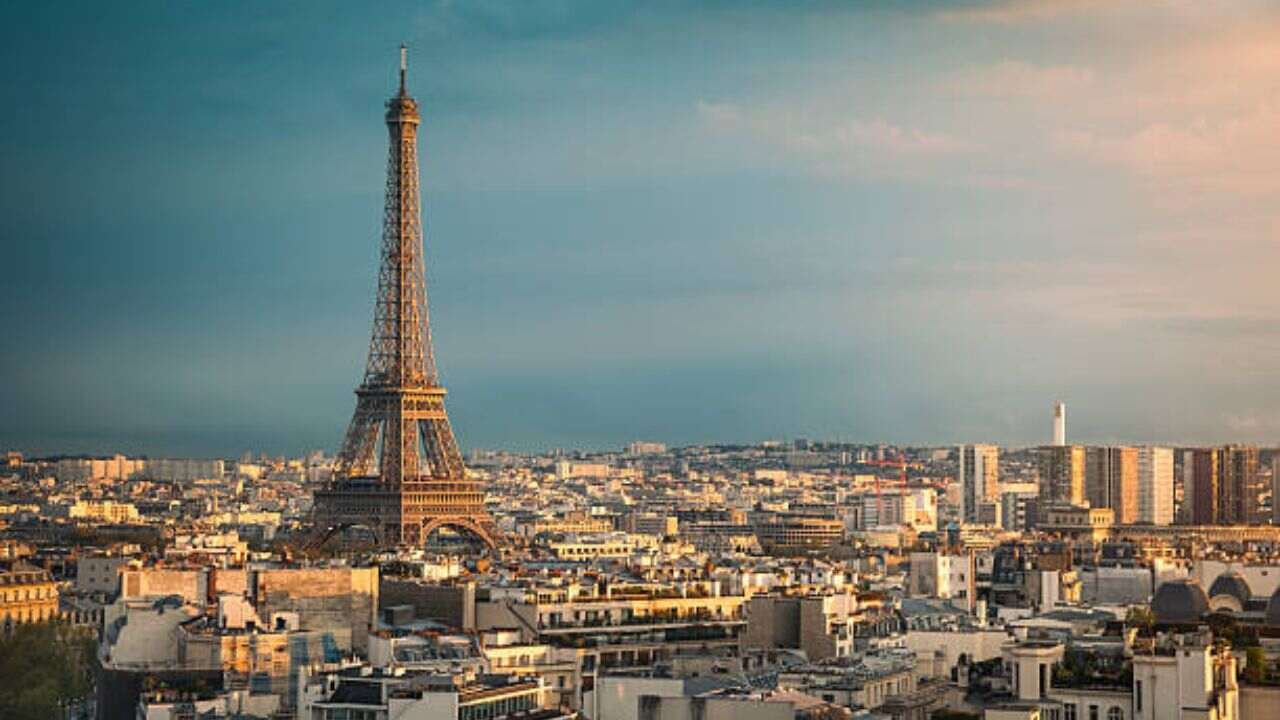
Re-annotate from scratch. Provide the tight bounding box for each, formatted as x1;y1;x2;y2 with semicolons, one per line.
1052;401;1066;446
1273;455;1280;526
1038;445;1085;509
1181;446;1260;526
1085;446;1139;524
999;483;1039;531
1136;447;1173;525
1220;445;1261;524
1182;449;1220;525
958;444;999;524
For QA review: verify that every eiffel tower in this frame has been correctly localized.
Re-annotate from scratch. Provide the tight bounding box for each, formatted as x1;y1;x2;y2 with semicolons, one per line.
312;48;497;550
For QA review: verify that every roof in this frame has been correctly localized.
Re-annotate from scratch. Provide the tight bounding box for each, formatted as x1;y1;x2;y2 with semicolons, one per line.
1208;572;1252;605
326;681;383;706
1152;579;1209;624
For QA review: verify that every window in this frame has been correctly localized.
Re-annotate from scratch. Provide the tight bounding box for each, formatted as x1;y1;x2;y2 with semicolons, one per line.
1107;708;1123;720
1089;705;1099;720
1136;681;1142;712
1064;703;1077;720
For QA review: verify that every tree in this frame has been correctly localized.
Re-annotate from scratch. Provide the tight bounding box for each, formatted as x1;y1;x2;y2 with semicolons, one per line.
1245;646;1267;685
0;622;97;720
1126;606;1154;636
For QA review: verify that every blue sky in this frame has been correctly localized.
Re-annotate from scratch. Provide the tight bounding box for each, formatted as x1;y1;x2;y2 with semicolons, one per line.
5;1;1280;456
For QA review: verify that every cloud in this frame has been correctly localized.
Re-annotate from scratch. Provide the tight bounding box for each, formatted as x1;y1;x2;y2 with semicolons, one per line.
1055;101;1280;193
935;0;1110;25
798;118;971;155
1159;315;1280;339
948;61;1095;100
696;100;973;178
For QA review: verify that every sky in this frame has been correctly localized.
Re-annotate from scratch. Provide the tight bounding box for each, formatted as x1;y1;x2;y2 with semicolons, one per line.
5;0;1280;456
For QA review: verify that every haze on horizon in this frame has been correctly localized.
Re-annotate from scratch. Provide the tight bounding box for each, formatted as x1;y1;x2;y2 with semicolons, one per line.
5;1;1280;457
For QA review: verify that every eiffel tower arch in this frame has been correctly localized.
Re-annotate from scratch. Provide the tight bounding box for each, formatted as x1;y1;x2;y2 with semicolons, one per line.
312;48;497;551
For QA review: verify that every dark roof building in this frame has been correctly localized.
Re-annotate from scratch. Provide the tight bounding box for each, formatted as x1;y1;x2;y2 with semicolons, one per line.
1207;571;1252;607
1152;579;1209;624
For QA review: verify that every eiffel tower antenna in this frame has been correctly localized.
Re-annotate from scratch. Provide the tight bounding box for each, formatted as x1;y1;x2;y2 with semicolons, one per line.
399;44;408;96
311;48;497;551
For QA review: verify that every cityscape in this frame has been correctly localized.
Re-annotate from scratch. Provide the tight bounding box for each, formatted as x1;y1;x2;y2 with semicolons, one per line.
7;3;1280;720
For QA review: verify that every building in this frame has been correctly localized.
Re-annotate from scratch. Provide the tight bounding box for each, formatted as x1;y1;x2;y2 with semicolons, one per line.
1085;447;1138;524
301;668;559;720
1136;447;1173;525
143;458;225;482
55;454;145;482
1183;449;1220;525
69;500;140;523
76;555;128;596
1005;641;1065;704
1131;631;1239;720
959;445;1000;525
742;592;894;660
909;488;939;532
1039;505;1114;543
1220;445;1260;524
907;552;975;611
1000;483;1039;532
474;579;747;707
0;562;59;627
754;516;843;553
113;565;379;652
546;534;652;562
775;651;920;713
626;442;667;456
860;491;916;529
1273;454;1280;525
524;514;615;538
1182;447;1260;525
624;513;678;536
592;673;842;720
1038;446;1085;510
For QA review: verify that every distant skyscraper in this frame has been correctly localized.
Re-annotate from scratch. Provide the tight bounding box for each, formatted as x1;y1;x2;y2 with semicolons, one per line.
1183;448;1220;525
1273;455;1280;526
1220;445;1261;524
1038;445;1085;509
1136;447;1173;525
958;444;999;524
1085;446;1138;524
1181;446;1260;526
1052;401;1066;446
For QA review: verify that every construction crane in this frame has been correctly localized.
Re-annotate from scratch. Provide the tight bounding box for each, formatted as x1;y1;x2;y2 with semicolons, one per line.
855;454;909;526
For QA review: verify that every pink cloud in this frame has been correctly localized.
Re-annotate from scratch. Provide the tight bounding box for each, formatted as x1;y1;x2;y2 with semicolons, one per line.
948;61;1095;99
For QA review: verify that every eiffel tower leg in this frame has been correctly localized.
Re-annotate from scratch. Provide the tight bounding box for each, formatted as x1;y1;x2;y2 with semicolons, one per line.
335;395;383;477
420;417;464;478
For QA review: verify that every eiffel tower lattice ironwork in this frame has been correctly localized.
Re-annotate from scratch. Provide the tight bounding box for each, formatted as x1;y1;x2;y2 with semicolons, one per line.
312;47;497;550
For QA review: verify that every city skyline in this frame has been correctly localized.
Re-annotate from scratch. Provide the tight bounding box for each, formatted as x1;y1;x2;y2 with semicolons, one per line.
8;1;1280;456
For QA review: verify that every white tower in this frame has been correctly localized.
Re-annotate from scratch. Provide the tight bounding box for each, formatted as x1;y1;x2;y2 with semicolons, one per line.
1052;402;1066;446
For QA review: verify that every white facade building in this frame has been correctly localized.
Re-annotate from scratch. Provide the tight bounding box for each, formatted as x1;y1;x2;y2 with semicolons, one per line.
1136;447;1173;526
1053;402;1066;446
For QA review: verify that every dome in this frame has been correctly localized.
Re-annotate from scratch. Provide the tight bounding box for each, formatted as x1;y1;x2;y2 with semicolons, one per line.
1266;586;1280;627
1208;572;1252;606
1152;579;1209;624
